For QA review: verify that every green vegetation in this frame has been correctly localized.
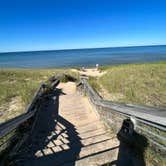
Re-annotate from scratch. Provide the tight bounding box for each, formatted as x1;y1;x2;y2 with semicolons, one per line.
88;76;101;92
1;62;165;123
0;69;78;123
89;62;166;165
89;62;166;108
145;148;166;166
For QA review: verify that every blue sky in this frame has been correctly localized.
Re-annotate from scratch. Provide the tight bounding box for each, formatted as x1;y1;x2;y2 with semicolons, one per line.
0;0;166;52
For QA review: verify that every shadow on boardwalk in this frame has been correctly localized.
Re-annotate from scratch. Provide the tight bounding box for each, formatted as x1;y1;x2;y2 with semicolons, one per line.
101;121;148;166
13;87;148;166
15;88;82;166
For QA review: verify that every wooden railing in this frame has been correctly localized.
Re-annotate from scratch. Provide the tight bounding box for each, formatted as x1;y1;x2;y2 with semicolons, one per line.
0;78;60;164
78;77;166;158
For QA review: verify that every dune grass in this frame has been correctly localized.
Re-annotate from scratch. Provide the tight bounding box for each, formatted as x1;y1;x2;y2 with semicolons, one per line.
0;69;78;123
90;62;166;165
89;62;166;108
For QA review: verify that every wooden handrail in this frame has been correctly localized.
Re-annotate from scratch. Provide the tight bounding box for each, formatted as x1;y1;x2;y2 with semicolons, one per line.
79;77;166;154
80;77;166;127
0;79;60;139
0;85;43;138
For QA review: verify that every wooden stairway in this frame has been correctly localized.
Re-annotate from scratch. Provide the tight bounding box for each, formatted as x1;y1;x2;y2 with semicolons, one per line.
14;82;139;166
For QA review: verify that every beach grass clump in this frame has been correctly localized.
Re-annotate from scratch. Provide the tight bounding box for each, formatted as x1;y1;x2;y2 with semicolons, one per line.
0;69;78;123
92;62;166;107
88;76;101;92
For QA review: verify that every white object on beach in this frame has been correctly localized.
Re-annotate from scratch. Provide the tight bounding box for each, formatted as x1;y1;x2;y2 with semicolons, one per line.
96;64;99;70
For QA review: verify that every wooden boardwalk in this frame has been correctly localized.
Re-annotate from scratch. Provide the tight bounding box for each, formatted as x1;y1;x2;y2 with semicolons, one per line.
15;82;140;166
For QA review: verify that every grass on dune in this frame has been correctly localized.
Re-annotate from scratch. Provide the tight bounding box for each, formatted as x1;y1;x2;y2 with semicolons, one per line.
90;62;166;108
90;62;166;165
0;69;78;123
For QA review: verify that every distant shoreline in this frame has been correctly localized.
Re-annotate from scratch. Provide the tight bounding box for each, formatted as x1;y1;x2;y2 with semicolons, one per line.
0;60;165;70
1;44;166;54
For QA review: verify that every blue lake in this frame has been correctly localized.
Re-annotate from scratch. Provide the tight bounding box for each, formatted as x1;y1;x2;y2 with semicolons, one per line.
0;45;166;68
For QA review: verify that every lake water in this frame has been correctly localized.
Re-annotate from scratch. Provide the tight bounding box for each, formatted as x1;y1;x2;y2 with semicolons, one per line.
0;45;166;68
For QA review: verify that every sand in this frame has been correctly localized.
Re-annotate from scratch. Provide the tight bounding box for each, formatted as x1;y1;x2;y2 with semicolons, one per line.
71;68;107;77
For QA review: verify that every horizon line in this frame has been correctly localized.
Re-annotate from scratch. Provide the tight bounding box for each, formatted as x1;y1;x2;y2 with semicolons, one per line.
0;44;166;54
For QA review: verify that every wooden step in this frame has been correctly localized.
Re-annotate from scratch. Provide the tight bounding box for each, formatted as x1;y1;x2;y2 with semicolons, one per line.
62;147;119;166
17;138;119;166
43;132;113;149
